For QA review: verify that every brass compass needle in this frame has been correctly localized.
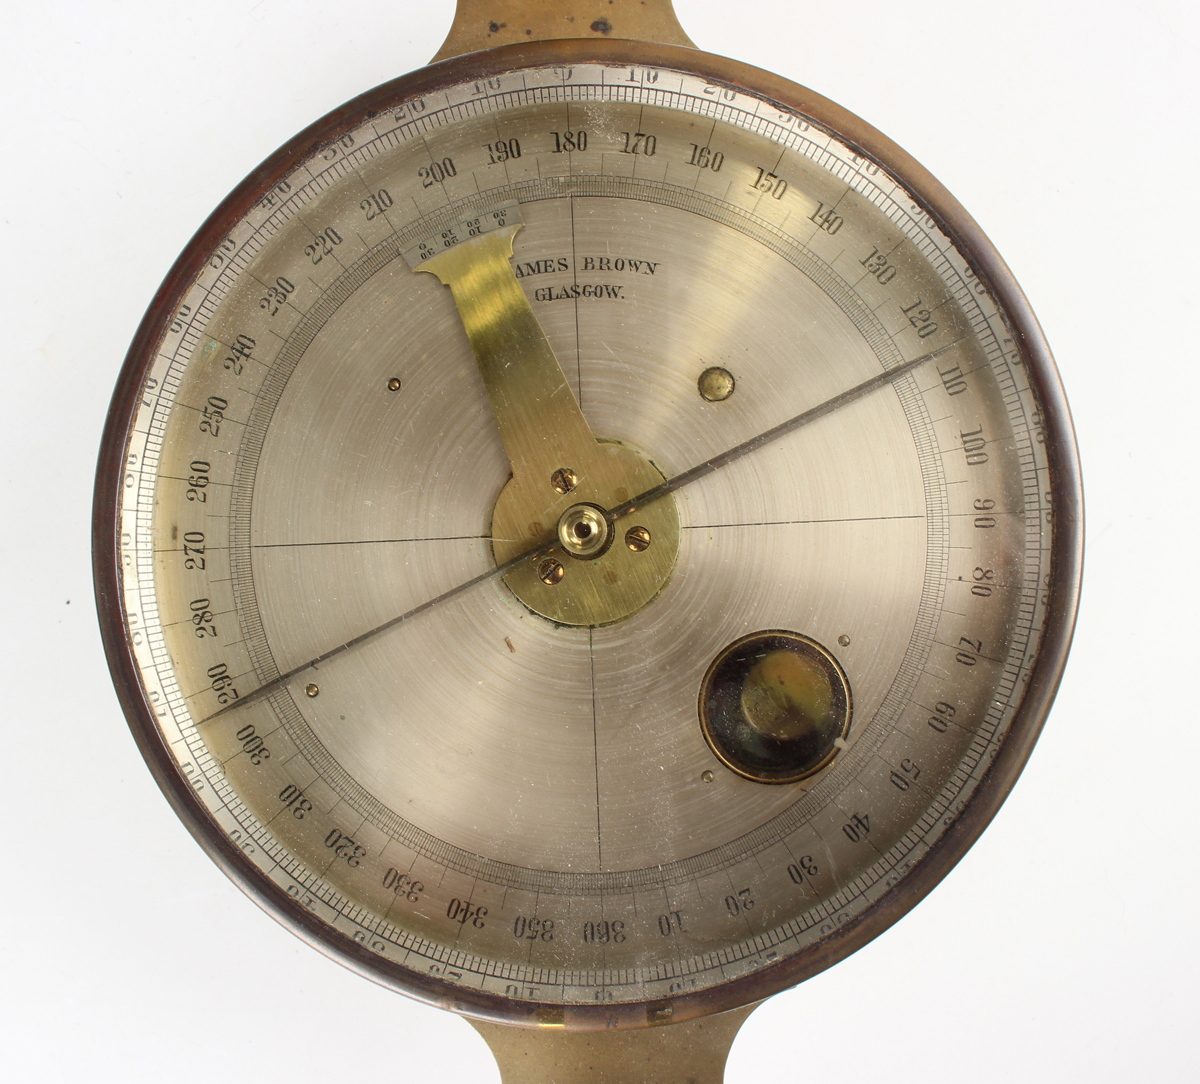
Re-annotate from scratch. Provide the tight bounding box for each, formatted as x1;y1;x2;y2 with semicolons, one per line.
199;340;958;724
608;339;964;521
197;541;557;724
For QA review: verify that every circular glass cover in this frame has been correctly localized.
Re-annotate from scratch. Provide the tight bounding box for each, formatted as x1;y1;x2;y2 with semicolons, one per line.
99;49;1077;1022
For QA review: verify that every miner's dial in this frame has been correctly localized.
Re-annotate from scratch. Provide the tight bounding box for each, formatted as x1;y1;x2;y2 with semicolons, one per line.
96;42;1080;1034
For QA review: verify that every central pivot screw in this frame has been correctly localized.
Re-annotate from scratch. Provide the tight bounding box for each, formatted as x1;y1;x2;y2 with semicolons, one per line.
550;467;578;494
557;503;611;559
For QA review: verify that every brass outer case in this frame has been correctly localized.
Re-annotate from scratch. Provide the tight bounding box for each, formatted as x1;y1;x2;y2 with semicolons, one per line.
94;36;1082;1037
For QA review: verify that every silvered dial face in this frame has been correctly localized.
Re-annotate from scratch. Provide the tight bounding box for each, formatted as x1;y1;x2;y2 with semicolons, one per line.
105;54;1069;1018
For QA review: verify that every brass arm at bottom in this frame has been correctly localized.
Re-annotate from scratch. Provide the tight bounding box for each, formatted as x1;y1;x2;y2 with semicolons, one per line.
471;1003;761;1083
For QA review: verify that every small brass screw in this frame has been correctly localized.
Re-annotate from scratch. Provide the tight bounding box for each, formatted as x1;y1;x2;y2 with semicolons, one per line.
838;634;851;647
305;683;320;697
387;377;402;392
538;558;565;585
625;525;652;552
550;467;577;494
701;770;714;783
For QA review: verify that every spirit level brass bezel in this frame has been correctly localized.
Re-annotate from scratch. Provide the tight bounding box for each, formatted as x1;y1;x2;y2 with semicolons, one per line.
698;630;853;785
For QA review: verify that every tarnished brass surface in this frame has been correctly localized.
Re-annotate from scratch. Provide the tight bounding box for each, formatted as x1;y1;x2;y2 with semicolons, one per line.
472;1004;760;1083
432;0;695;61
416;221;680;626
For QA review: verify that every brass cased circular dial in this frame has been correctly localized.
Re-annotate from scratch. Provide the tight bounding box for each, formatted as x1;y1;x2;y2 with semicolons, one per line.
94;31;1081;1043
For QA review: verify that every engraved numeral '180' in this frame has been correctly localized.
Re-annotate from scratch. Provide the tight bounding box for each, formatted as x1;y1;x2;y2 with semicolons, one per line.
550;130;588;152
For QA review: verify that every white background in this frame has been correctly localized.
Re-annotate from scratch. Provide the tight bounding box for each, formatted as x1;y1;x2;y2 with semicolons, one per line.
3;1;1197;1080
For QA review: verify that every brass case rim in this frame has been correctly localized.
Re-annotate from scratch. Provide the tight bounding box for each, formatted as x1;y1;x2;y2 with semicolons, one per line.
93;37;1084;1032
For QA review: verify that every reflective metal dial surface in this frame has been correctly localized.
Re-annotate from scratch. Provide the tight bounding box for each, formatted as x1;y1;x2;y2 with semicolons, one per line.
96;43;1080;1026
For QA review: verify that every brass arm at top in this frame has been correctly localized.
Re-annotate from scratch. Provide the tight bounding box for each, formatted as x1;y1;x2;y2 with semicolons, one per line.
432;0;695;62
414;224;600;487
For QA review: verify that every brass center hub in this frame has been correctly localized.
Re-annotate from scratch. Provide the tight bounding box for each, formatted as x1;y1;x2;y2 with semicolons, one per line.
490;441;681;627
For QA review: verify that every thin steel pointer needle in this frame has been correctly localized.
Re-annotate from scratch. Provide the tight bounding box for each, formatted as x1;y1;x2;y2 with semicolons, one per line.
201;340;961;723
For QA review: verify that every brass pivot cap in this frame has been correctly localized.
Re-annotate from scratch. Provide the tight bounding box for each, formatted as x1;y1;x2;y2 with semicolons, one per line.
558;503;611;558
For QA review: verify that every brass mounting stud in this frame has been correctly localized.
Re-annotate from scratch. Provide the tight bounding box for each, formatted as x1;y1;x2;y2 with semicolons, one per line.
698;366;735;402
